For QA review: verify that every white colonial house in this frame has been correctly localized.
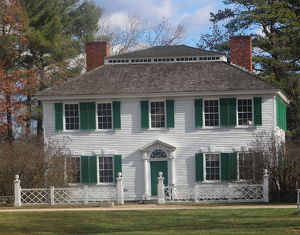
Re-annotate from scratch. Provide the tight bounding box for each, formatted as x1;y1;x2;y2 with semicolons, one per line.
36;36;288;201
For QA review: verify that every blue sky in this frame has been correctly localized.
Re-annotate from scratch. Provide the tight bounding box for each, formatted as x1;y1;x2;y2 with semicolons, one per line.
94;0;229;46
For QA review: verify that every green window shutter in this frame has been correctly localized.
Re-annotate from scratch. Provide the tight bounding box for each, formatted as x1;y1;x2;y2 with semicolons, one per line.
81;156;90;184
229;152;237;181
254;97;262;126
114;155;122;183
276;97;287;131
228;98;237;126
140;100;149;129
88;102;96;130
195;153;204;181
166;100;175;128
220;98;236;126
80;102;88;130
81;156;98;184
80;102;96;130
55;103;63;131
113;101;121;129
221;153;230;181
194;99;203;127
89;156;98;184
220;98;229;126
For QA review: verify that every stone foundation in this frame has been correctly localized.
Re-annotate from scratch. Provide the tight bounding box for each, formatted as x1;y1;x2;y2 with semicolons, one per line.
0;196;14;207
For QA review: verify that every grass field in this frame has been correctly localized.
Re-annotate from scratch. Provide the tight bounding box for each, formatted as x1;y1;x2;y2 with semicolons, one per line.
0;208;299;234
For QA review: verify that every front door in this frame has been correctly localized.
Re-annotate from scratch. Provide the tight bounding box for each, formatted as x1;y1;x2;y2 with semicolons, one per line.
150;161;168;196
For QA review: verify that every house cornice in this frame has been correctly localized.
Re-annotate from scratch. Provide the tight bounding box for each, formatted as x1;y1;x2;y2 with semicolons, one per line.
37;89;283;102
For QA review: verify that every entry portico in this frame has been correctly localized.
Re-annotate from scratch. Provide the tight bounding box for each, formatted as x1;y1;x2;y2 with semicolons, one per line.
139;140;176;200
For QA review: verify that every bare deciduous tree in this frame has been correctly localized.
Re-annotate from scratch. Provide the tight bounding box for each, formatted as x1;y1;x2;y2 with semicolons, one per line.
97;13;188;55
0;135;71;196
249;131;300;191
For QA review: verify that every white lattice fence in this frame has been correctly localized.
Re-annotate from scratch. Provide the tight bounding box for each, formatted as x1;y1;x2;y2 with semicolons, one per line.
14;174;124;207
164;186;194;202
54;188;84;204
231;185;263;202
86;187;117;202
21;189;50;205
196;185;229;202
163;184;266;203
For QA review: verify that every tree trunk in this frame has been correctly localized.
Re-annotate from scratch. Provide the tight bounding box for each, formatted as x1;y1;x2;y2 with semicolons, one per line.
37;100;43;137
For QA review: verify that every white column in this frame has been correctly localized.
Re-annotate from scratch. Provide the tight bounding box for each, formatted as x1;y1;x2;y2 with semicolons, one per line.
263;169;269;203
157;172;165;204
116;172;124;204
14;175;21;207
83;185;88;205
169;152;176;186
142;152;150;200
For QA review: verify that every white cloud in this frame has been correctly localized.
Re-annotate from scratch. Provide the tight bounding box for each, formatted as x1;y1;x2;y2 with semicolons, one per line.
96;0;225;46
180;3;218;33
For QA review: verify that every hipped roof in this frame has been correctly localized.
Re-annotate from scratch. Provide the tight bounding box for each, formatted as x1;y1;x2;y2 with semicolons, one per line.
37;61;280;97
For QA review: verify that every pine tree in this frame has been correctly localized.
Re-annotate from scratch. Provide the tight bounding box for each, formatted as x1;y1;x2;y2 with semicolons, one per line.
209;0;300;139
0;0;38;142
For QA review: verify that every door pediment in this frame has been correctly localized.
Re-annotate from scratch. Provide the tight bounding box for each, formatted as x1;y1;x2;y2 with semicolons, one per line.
139;139;177;152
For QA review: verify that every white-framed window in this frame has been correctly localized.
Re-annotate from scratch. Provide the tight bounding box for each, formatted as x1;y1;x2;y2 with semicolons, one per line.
97;103;112;129
66;157;81;183
204;100;219;126
238;99;253;125
150;101;165;128
238;153;254;180
205;153;220;180
65;104;79;130
99;156;114;183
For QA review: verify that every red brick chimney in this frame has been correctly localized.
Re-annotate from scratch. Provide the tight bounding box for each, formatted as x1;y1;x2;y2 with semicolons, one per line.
230;36;252;73
86;41;110;72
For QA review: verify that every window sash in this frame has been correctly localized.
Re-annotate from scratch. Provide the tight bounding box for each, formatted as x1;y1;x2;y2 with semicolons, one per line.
238;153;254;180
97;103;112;129
204;100;219;126
238;99;253;126
65;104;79;130
66;157;81;183
205;154;220;180
150;101;166;128
99;156;114;183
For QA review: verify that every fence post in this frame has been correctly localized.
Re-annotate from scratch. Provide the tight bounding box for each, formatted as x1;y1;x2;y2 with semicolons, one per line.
228;184;232;203
263;169;269;202
50;186;54;206
116;172;124;205
157;172;165;204
194;183;198;203
14;175;21;207
83;185;88;205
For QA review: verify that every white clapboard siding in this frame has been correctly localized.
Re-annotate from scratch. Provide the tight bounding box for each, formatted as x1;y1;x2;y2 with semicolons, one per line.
43;94;279;200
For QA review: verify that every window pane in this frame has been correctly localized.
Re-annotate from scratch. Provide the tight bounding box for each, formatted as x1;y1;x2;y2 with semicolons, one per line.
205;154;220;181
150;101;165;128
66;157;81;183
238;99;253;126
98;103;112;129
65;104;79;130
99;156;114;183
204;100;219;126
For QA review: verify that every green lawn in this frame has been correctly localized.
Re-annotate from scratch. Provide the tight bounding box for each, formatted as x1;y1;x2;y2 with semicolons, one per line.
0;208;299;234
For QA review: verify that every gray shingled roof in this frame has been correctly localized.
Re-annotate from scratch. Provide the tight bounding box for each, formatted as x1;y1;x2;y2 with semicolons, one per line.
106;45;225;59
37;61;280;97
